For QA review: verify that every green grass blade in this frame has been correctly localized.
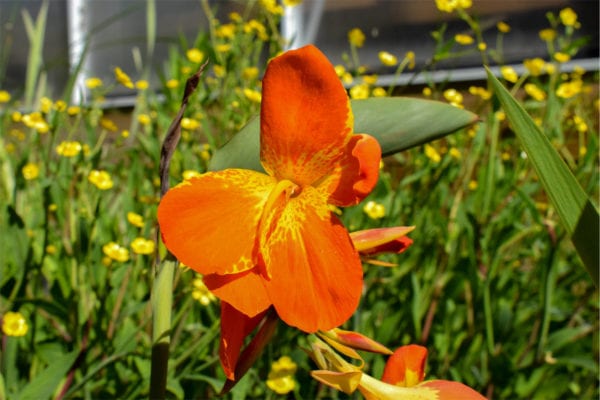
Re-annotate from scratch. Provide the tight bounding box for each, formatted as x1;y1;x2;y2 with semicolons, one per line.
22;0;48;108
209;97;477;172
486;66;599;285
15;349;78;400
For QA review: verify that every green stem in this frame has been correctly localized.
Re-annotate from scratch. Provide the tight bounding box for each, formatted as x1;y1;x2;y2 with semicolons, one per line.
149;257;176;399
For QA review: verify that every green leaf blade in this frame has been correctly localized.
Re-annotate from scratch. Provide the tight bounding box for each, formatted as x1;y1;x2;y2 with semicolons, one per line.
209;97;477;171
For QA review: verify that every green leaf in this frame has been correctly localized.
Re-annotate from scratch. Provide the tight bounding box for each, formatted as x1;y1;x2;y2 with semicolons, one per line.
15;349;78;400
208;97;477;172
486;66;599;285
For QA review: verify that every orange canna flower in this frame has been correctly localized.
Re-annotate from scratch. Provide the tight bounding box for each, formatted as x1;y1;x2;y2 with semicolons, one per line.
158;45;381;379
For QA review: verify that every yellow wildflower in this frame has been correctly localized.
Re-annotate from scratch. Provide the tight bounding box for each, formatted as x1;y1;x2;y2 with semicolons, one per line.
88;170;114;190
46;245;57;255
435;0;472;13
495;110;506;121
216;23;236;39
100;118;118;132
54;100;67;112
350;84;369;100
243;88;262;103
114;67;134;89
67;106;81;116
468;86;492;100
56;141;82;157
229;12;241;22
181;117;200;130
166;79;179;89
11;111;22;122
136;80;149;90
22;163;40;180
405;51;416;69
0;90;10;103
191;277;216;306
244;20;268;41
454;34;474;45
131;237;155;255
121;129;130;138
524;83;546;101
348;28;366;48
127;212;145;228
242;66;259;80
539;29;556;42
424;143;442;163
22;112;49;133
449;147;461;159
283;0;302;6
362;75;378;85
422;87;432;97
102;242;129;262
186;48;204;64
556;80;582;99
477;42;487;51
260;0;283;15
553;52;571;63
500;66;518;83
183;170;202;180
378;51;398;66
523;58;546;76
2;311;28;336
559;7;578;27
468;180;478;190
85;77;103;89
363;200;386;219
138;114;151;125
573;115;588;133
497;21;511;33
216;44;231;53
372;87;387;97
40;97;53;114
443;88;463;107
334;65;346;77
213;65;226;78
266;356;298;395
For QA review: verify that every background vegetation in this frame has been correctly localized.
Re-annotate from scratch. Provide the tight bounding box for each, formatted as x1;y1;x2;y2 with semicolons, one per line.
0;1;597;399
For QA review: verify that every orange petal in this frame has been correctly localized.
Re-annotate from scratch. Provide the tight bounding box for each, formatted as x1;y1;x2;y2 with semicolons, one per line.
260;185;363;332
323;133;382;206
204;270;271;317
157;169;275;275
219;302;267;380
418;380;487;400
260;45;353;187
381;345;427;387
350;226;415;255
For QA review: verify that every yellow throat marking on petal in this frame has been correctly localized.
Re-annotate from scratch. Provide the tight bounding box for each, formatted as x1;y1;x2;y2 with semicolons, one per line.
257;178;300;278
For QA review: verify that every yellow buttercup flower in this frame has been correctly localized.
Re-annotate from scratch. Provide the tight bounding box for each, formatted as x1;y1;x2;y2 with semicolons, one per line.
102;242;130;262
559;7;578;27
85;77;103;89
242;67;259;80
266;356;297;395
216;23;236;39
435;0;472;13
348;28;366;48
181;117;200;130
191;277;216;305
2;311;28;336
88;170;114;190
468;86;492;100
424;143;441;163
56;141;82;157
497;21;511;33
378;51;398;66
523;58;546;76
454;34;474;45
166;79;179;89
22;163;40;180
0;90;11;103
136;80;149;90
556;80;582;99
114;67;134;89
138;114;151;125
182;170;202;180
539;29;556;42
553;52;571;63
350;84;369;100
524;83;546;101
127;212;144;228
243;88;262;103
186;48;204;64
372;87;387;97
500;66;518;83
100;118;118;132
363;200;386;219
131;237;155;255
443;88;463;107
22;112;50;133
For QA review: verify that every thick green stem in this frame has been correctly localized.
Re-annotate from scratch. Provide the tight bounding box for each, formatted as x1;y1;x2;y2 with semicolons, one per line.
149;258;176;399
